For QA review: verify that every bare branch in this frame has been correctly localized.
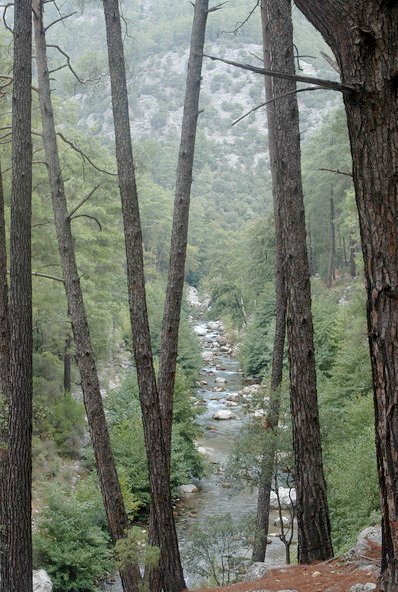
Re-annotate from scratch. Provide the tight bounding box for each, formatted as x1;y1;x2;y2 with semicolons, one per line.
217;0;259;35
49;63;67;75
67;183;101;218
2;3;13;34
32;271;64;283
46;44;85;84
70;213;102;231
32;219;53;228
319;167;353;178
232;85;324;126
321;51;340;74
56;132;117;177
44;11;76;32
208;1;228;12
202;53;355;93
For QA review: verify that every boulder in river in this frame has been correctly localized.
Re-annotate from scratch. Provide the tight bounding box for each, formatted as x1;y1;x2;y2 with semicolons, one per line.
207;321;220;331
179;484;199;495
274;515;291;527
226;392;240;402
270;487;296;509
213;409;235;420
215;376;227;384
33;570;53;592
194;325;207;336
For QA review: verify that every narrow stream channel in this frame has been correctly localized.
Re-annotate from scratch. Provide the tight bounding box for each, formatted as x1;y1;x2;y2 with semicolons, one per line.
176;319;286;587
103;318;286;591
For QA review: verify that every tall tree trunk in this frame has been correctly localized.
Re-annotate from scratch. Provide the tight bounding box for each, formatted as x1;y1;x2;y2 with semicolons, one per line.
158;0;209;456
268;0;333;563
293;3;397;586
148;1;209;587
0;161;10;590
32;4;141;591
326;190;335;288
63;333;72;395
102;0;186;589
349;234;356;278
252;0;287;563
307;222;316;276
6;0;33;588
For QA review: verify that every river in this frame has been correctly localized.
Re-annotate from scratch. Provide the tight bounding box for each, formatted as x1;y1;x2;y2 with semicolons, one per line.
103;318;286;591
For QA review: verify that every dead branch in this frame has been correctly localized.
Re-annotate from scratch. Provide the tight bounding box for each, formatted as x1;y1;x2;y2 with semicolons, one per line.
208;1;228;12
70;213;102;231
321;51;340;74
202;53;355;93
46;44;85;84
232;85;323;126
32;219;53;228
67;183;101;218
49;63;67;75
217;0;259;35
319;167;353;178
45;11;76;32
2;2;13;33
56;132;117;177
32;271;64;283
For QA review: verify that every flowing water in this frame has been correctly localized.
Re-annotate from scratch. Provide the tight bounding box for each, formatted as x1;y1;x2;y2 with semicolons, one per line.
103;319;286;591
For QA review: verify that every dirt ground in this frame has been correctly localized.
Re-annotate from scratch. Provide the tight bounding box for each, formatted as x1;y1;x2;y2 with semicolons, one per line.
195;540;381;592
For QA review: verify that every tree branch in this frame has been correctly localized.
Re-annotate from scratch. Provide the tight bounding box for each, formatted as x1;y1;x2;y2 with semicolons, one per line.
232;85;324;126
32;271;64;283
56;132;117;177
70;213;102;231
46;44;85;84
67;184;101;219
44;11;76;32
208;1;228;13
217;0;258;34
202;53;355;93
319;167;353;178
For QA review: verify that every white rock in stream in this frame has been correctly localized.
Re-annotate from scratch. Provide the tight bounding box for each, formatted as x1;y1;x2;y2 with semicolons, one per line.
194;325;207;336
215;377;227;384
270;487;297;509
213;409;235;420
207;321;220;331
179;484;199;494
33;570;53;592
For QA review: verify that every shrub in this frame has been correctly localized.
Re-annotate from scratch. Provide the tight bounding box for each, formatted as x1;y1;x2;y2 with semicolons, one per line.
34;481;112;592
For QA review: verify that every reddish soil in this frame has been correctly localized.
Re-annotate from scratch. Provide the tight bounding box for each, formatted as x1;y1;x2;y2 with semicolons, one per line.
195;542;381;592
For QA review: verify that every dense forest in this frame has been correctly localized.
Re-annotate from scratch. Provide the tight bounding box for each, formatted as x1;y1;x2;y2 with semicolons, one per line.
0;1;397;592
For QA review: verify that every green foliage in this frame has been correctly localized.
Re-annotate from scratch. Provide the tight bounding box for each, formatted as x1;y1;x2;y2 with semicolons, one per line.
34;481;112;592
115;527;160;592
326;396;379;552
105;368;204;509
184;514;251;586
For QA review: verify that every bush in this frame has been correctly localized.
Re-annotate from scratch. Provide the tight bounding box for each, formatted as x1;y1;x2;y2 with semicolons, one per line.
34;481;112;592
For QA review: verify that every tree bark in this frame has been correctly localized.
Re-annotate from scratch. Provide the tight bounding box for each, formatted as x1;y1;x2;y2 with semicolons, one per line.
32;4;141;591
349;235;356;278
293;2;397;586
63;333;72;395
0;161;10;590
6;0;33;588
268;0;333;564
252;0;287;563
102;0;186;589
158;0;209;454
326;191;335;288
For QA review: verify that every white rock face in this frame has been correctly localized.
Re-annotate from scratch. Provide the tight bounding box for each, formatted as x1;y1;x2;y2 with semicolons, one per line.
213;409;235;420
33;570;53;592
